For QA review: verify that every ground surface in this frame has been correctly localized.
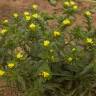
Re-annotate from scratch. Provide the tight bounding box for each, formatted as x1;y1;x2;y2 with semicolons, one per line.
0;0;96;96
0;0;96;25
0;0;62;18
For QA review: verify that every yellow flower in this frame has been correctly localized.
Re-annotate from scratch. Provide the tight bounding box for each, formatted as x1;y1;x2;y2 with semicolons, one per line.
16;52;23;59
0;29;8;35
72;5;78;10
64;1;70;7
43;40;50;47
85;11;92;17
70;1;76;5
68;57;73;62
29;23;36;31
13;13;18;18
53;31;61;37
0;70;5;76
40;71;50;78
25;15;31;21
32;4;38;10
64;1;76;7
24;11;30;16
32;13;40;19
3;19;8;23
8;63;15;69
63;19;71;25
86;38;93;44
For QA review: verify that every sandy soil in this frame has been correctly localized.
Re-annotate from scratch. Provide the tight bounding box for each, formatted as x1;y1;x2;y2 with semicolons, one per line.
0;0;62;18
0;0;96;96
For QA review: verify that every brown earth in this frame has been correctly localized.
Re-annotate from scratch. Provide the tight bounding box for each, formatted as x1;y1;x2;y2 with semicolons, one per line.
0;0;96;96
0;0;62;19
0;0;96;26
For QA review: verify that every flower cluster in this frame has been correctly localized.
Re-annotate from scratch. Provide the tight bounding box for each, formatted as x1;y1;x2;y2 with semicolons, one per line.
0;2;96;96
64;0;78;13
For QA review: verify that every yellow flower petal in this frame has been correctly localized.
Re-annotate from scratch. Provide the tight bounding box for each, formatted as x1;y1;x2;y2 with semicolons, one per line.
63;19;71;25
29;23;36;31
0;29;8;35
13;13;18;18
32;4;38;10
8;63;15;69
0;70;5;76
25;15;31;21
53;31;61;37
64;1;70;7
85;11;92;17
24;11;30;16
43;40;50;47
16;52;23;59
72;5;78;10
32;13;40;19
68;57;73;62
70;1;76;5
86;38;93;44
3;19;8;23
40;71;50;78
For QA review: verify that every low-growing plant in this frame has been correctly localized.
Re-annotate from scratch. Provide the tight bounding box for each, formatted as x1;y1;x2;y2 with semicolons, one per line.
0;1;96;96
